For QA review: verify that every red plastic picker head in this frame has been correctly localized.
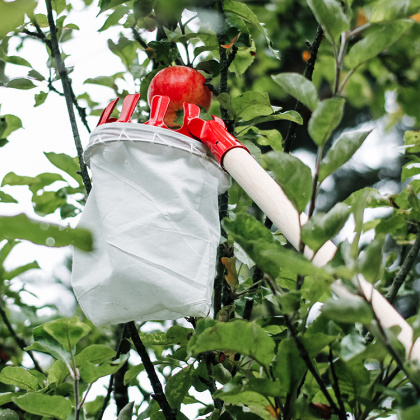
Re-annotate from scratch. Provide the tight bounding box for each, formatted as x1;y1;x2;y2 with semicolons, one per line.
188;118;249;166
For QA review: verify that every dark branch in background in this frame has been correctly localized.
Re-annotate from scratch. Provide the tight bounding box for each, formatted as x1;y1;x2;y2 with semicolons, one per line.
45;0;91;194
214;192;229;318
283;25;324;153
131;26;148;50
97;325;130;420
113;327;131;413
213;0;239;320
386;232;420;304
204;354;224;411
126;322;177;419
0;298;43;373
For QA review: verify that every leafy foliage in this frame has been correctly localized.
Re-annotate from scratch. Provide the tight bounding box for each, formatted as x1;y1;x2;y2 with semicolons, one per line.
1;0;420;419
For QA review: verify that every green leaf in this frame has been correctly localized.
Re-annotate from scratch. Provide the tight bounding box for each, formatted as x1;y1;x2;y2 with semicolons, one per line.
0;190;17;203
3;261;40;280
0;213;93;251
272;73;319;111
84;76;117;89
211;363;232;385
214;384;270;409
6;78;36;90
274;338;306;393
402;155;420;182
123;363;144;386
262;244;330;279
33;190;67;216
2;171;65;193
34;91;48;107
28;69;45;81
98;0;126;13
1;114;22;138
229;43;256;76
44;152;82;184
74;344;116;366
369;0;410;23
403;131;420;154
12;393;72;420
307;0;350;45
340;332;366;361
0;0;37;38
166;365;194;409
254;128;284;151
189;319;275;368
117;402;135;420
138;332;169;346
301;203;351;253
79;357;127;383
99;5;130;31
346;20;413;69
356;234;385;283
222;213;279;279
84;396;106;415
166;326;194;346
0;55;31;67
43;317;91;351
0;367;39;391
308;97;345;146
0;392;24;406
263;151;312;213
0;409;19;420
344;188;391;210
47;360;69;385
224;0;280;59
223;213;330;280
231;91;273;122
0;240;19;264
301;332;336;358
237;111;303;131
322;296;373;324
108;35;138;70
318;129;371;183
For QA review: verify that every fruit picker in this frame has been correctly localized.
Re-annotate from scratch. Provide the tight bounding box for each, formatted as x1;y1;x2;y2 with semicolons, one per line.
96;66;420;362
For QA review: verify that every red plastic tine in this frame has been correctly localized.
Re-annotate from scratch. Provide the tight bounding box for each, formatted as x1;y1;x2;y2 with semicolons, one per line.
212;115;227;129
144;95;170;128
97;98;119;126
117;93;141;123
176;103;201;138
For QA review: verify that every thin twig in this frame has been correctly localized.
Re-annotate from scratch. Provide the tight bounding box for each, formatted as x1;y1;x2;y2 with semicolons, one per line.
386;232;420;304
24;19;91;135
126;322;177;419
371;308;420;396
45;0;92;194
0;298;43;373
283;25;324;153
329;346;346;418
131;25;148;49
97;324;131;420
284;315;343;418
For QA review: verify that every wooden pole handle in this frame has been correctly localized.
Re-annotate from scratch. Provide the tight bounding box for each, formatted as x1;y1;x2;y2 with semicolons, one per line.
223;148;419;361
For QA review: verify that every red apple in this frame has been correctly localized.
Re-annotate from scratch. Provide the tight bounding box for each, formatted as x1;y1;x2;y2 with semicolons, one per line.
147;66;212;127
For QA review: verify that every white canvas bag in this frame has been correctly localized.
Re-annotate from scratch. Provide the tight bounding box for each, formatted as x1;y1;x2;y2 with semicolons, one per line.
72;122;230;326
